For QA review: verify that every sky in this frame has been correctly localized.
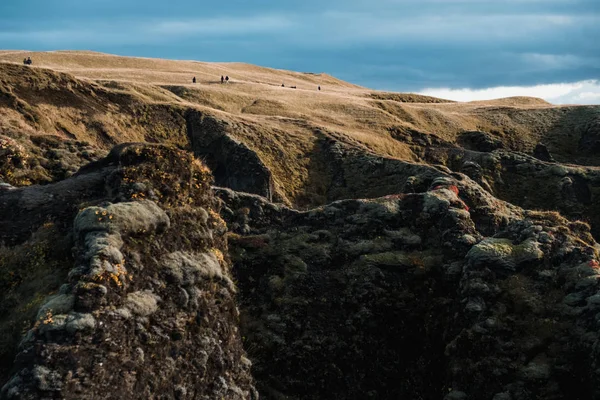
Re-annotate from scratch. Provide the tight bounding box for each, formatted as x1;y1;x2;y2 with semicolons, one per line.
0;0;599;104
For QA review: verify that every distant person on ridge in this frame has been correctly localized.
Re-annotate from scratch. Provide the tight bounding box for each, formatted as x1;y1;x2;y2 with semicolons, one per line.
221;75;224;84
318;86;321;91
192;77;196;84
27;57;32;65
225;76;229;84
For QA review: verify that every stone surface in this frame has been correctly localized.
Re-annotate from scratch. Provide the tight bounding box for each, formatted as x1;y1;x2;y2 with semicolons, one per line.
220;176;600;400
0;144;256;400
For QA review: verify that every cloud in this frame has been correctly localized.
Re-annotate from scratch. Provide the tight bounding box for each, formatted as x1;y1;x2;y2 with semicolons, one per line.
520;53;600;70
0;29;132;47
150;15;294;36
3;9;597;48
283;11;599;49
369;0;582;3
418;80;600;104
0;14;294;46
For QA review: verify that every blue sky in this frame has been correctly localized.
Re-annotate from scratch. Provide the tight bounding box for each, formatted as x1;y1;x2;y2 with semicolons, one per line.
1;0;599;103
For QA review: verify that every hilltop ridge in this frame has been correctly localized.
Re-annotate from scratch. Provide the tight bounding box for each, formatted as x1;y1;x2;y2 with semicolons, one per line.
0;50;358;89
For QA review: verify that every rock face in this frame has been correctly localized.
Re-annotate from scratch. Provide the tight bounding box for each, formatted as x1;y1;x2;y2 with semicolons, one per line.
422;146;600;241
0;135;101;187
532;143;554;162
185;110;276;202
457;131;504;153
0;144;256;399
1;144;600;400
220;175;600;400
578;118;600;154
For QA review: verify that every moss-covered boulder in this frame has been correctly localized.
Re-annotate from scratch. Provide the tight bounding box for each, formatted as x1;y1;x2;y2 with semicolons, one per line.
0;144;256;399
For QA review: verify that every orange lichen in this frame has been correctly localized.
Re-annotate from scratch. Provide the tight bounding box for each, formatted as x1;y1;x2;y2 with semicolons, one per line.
94;261;128;287
210;248;225;264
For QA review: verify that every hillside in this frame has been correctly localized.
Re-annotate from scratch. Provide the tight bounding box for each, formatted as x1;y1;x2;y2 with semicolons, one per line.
1;51;600;399
1;51;599;226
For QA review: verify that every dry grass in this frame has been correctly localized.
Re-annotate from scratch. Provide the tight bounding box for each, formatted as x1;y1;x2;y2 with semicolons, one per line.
369;92;456;104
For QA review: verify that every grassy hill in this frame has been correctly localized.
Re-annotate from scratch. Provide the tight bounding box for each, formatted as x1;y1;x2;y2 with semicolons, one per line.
1;51;599;207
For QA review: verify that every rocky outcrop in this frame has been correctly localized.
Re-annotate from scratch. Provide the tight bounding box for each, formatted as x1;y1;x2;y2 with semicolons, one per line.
222;176;600;400
185;110;276;201
305;136;448;203
457;131;504;153
0;144;256;399
0;135;100;187
2;141;600;400
579;117;600;154
532;143;554;162
291;135;521;238
421;146;600;241
388;127;451;148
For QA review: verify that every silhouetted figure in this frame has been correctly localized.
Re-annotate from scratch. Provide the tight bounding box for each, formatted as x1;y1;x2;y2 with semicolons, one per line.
221;75;224;84
192;77;196;84
225;76;229;83
23;57;32;65
318;86;321;91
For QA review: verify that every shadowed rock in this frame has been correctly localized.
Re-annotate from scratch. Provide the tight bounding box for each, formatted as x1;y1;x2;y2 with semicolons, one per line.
222;178;600;400
457;131;504;153
533;143;554;162
185;110;276;202
0;144;256;400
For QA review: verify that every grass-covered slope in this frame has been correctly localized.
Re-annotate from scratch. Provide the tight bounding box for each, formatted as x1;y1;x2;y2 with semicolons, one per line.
1;52;600;234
